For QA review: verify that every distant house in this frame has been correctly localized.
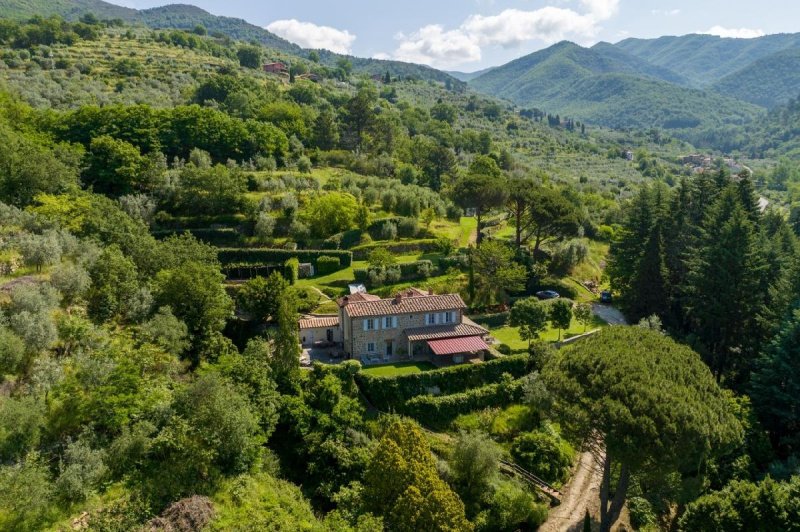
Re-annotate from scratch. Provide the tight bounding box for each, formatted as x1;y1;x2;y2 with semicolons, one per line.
300;288;491;366
296;72;322;82
263;62;288;75
624;150;634;161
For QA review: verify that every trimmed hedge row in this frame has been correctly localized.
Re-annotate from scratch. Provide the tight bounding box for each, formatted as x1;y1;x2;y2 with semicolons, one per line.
355;354;530;412
218;248;353;267
402;376;524;426
316;255;343;275
154;228;245;247
351;239;441;260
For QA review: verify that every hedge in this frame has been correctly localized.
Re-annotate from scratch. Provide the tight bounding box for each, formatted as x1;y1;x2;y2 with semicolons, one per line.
218;248;353;267
355;354;530;412
222;263;282;280
351;239;441;260
153;228;245;247
316;255;343;275
353;260;436;285
402;376;524;426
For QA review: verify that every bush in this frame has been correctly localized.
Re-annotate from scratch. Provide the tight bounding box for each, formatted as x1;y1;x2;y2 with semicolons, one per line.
510;428;574;484
296;156;312;173
628;497;657;530
549;239;589;275
397;217;419;238
283;258;300;285
353;260;437;287
315;255;342;275
356;354;530;412
379;221;397;241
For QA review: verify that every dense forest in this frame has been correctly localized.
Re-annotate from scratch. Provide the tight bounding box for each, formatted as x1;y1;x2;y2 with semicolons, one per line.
0;10;797;532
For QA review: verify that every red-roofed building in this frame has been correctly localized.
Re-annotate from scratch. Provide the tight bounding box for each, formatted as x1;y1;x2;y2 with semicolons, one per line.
263;62;288;75
301;288;490;366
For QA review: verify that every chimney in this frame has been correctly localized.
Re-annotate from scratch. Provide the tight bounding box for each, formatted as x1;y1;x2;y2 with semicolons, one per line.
395;293;403;304
428;288;434;296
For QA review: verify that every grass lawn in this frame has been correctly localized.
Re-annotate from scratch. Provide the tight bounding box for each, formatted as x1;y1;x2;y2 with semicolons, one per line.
429;217;477;247
473;313;608;352
296;252;447;294
360;361;436;377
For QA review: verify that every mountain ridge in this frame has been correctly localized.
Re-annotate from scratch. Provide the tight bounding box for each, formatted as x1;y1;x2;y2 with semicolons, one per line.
0;0;465;87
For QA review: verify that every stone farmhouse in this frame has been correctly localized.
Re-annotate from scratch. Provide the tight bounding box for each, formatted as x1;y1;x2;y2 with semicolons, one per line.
299;288;491;366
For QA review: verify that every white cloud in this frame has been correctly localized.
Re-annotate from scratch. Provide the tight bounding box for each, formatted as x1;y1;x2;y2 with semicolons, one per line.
382;0;619;69
702;25;766;39
392;25;483;66
265;19;356;54
580;0;620;21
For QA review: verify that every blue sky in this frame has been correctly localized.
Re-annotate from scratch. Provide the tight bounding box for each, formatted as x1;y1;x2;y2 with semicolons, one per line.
110;0;800;71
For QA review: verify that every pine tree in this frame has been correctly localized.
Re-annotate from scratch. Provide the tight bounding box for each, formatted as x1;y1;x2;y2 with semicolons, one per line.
751;308;800;451
607;184;665;310
685;188;767;383
628;223;669;322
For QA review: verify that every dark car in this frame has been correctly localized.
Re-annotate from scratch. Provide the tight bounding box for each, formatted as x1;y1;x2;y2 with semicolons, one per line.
600;290;613;303
535;290;560;300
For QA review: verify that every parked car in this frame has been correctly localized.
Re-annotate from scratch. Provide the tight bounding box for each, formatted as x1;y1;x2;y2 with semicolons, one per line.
600;290;613;303
535;290;560;300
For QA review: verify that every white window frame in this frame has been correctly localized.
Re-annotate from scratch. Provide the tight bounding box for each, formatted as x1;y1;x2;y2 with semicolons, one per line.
427;313;436;325
364;318;375;331
444;311;453;324
367;342;376;353
384;316;394;329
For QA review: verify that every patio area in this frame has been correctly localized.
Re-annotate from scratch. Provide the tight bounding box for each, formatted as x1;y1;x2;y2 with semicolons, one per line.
300;346;348;366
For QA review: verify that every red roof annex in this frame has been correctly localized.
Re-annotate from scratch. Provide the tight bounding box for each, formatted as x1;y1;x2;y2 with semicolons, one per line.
427;336;489;356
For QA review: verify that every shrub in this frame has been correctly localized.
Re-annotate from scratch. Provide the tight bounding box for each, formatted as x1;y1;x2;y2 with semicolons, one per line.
550;239;589;275
379;221;397;241
627;497;657;530
316;255;342;275
510;428;574;484
397;217;419;238
296;156;312;173
284;258;299;285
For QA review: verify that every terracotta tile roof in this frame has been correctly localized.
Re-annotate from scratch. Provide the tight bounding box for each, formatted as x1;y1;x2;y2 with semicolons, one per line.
344;293;467;318
428;336;490;356
337;292;381;307
396;287;430;298
405;322;488;342
299;316;340;329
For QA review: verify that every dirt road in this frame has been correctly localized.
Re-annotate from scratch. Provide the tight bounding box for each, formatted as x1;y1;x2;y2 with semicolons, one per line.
540;450;604;532
591;304;628;325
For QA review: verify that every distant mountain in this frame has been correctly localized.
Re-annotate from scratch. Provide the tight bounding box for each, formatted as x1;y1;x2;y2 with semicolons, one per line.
0;0;465;87
615;33;800;87
469;41;760;133
136;4;304;55
712;48;800;108
0;0;134;20
589;42;691;86
447;67;496;82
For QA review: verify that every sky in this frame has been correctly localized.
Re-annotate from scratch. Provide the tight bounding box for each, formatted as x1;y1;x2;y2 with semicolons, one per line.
109;0;800;71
